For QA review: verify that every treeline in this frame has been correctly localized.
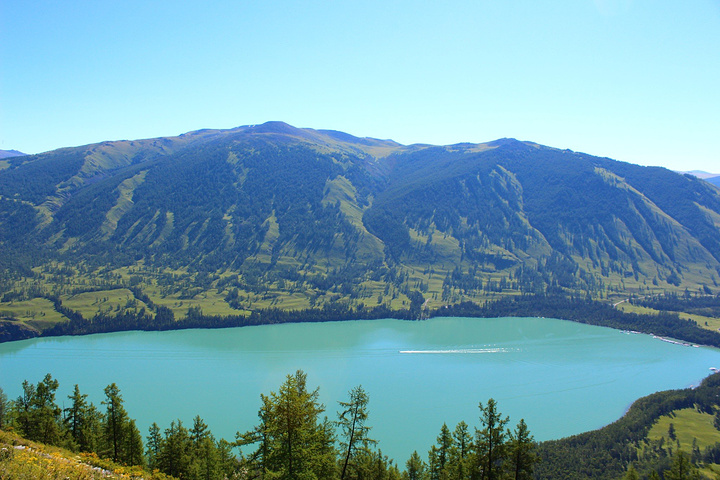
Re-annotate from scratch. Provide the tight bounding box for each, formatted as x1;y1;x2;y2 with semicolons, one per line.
0;371;539;480
632;292;720;318
7;293;720;350
37;296;425;339
436;295;720;348
0;319;38;342
0;375;145;466
534;371;720;479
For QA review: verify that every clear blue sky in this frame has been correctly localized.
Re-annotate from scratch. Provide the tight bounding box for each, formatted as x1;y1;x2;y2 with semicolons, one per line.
1;0;719;171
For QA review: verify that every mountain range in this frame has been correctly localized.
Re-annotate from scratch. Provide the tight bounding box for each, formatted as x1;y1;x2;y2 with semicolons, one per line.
680;170;720;189
1;121;719;328
0;149;26;159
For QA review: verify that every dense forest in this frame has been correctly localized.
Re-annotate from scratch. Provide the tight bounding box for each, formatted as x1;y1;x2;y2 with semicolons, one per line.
2;371;719;479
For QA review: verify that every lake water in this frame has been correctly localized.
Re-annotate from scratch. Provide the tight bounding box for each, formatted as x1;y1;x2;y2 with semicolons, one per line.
1;316;720;462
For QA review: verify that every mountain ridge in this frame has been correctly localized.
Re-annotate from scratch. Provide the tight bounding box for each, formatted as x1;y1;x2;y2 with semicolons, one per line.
1;121;719;334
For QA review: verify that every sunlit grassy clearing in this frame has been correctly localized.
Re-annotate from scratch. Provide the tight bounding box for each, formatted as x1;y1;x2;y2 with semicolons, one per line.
647;408;720;451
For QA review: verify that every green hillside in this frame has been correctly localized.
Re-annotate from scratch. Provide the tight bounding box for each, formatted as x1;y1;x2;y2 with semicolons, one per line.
1;122;719;339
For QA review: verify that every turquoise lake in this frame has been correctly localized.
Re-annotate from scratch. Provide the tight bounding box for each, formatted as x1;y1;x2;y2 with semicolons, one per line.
1;316;720;462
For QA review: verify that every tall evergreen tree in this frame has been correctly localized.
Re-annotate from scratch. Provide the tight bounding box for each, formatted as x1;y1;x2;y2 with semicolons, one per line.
190;415;210;447
664;451;701;480
102;383;130;463
507;419;537;480
125;418;145;466
428;424;452;480
337;385;375;480
238;370;336;480
405;451;428;480
33;374;62;445
472;398;509;480
449;421;472;480
157;420;193;478
622;465;640;480
63;384;102;452
146;422;162;470
12;375;63;445
13;380;36;436
0;386;8;430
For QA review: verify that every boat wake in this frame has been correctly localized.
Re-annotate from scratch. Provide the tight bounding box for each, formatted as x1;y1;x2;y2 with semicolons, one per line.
399;348;513;354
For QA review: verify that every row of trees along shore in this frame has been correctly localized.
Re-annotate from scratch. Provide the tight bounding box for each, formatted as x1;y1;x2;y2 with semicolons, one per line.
3;293;718;350
0;371;538;480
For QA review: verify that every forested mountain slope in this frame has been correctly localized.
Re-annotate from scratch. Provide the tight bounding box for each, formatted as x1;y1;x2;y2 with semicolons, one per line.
1;122;719;335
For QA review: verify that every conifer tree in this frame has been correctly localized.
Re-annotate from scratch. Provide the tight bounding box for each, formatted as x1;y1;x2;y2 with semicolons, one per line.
664;450;701;480
472;398;509;480
428;424;452;480
33;374;62;445
405;451;427;480
337;385;375;480
125;418;145;466
507;418;537;480
13;375;63;445
0;386;8;430
101;382;140;464
158;420;192;478
238;370;336;480
146;422;162;469
64;384;102;452
449;421;472;480
622;464;640;480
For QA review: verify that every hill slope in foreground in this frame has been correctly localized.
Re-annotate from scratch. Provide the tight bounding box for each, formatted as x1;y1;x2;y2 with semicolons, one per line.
1;122;720;337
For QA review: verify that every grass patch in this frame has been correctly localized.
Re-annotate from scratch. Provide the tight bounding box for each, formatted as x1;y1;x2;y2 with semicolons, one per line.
0;429;174;479
0;297;67;329
61;288;150;319
647;408;720;451
617;302;720;332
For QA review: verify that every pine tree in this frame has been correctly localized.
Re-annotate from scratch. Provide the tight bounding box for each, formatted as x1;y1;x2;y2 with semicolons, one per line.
664;450;701;480
428;424;452;480
448;421;472;480
125;419;145;466
472;398;509;480
190;415;210;447
622;464;640;480
64;384;101;452
157;420;192;478
33;374;63;445
337;385;375;480
12;380;34;436
405;451;427;480
507;419;537;480
238;370;336;480
146;422;162;469
13;374;63;445
0;386;8;430
189;415;220;480
102;383;129;463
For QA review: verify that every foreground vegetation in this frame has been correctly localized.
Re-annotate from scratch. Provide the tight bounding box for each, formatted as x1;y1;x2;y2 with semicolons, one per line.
0;372;537;480
3;371;720;479
0;429;173;479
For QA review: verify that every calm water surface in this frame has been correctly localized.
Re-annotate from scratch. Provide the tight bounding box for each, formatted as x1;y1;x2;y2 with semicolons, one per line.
2;316;720;462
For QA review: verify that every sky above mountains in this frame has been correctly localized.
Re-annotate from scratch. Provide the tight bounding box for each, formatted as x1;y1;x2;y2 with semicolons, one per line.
1;0;718;172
